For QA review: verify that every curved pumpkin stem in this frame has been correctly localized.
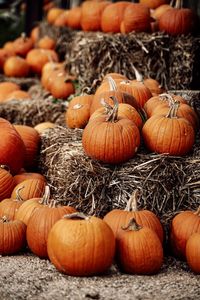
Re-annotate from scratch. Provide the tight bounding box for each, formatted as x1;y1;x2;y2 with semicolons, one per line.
107;96;119;122
122;217;142;231
159;93;175;105
63;212;90;220
175;0;182;9
0;164;10;172
166;101;180;119
15;186;25;202
132;65;143;82
107;76;117;91
125;189;140;212
40;185;51;205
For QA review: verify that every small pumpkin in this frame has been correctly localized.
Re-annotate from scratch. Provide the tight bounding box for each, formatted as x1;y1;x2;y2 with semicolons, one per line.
5;90;30;102
0;82;20;102
47;212;115;276
37;36;56;50
116;218;163;274
0;216;26;255
11;178;46;201
151;4;172;20
0;48;14;71
54;10;69;27
3;56;30;78
186;233;200;274
30;26;39;43
13;33;34;57
0;186;24;220
47;7;64;24
140;0;170;9
67;6;82;30
170;207;200;260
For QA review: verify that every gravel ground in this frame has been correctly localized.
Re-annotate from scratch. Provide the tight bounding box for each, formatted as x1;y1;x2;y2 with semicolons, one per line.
0;251;200;300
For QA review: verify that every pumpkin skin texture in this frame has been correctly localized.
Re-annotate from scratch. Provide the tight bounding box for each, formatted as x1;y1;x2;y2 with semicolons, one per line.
13;172;45;187
170;208;200;260
82;114;140;164
47;213;115;276
140;0;169;9
101;2;129;33
0;166;14;201
120;3;151;34
3;56;30;78
116;218;163;274
151;4;172;20
0;118;26;175
142;105;195;156
0;82;20;102
14;125;41;170
0;197;23;220
11;178;46;201
67;7;82;30
158;7;196;36
0;217;26;255
186;233;200;274
103;190;164;243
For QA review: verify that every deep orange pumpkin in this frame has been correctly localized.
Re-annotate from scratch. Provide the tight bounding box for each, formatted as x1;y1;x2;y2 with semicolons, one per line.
4;56;30;78
140;0;170;9
0;165;14;201
67;6;82;30
186;233;200;274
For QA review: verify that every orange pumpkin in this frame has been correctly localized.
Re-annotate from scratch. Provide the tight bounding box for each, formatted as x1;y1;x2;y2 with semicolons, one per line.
67;6;82;30
13;172;45;187
186;233;200;274
49;74;75;99
54;10;69;27
0;186;24;220
3;56;30;78
0;48;14;71
47;7;64;24
0;165;14;201
140;0;170;9
13;34;34;57
37;36;56;50
151;4;172;20
47;212;115;276
30;26;39;43
143;78;165;96
5;90;30;102
0;82;20;102
11;178;46;201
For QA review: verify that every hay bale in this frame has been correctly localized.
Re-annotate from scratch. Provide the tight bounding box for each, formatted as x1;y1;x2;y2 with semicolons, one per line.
38;125;200;227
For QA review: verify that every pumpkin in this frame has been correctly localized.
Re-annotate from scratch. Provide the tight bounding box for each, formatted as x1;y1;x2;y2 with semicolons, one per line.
101;2;129;33
158;0;196;36
26;49;59;75
47;7;64;24
0;118;25;175
0;82;20;102
83;96;140;164
0;186;24;220
0;48;14;71
104;189;164;243
3;41;15;53
30;26;39;43
0;165;14;201
11;178;46;201
67;6;82;30
120;3;151;33
47;212;115;276
14;125;41;169
142;102;195;156
103;72;127;81
50;74;75;99
143;93;187;118
41;62;64;89
81;1;110;31
140;0;170;9
54;10;69;27
13;33;33;57
37;36;56;50
151;4;172;20
13;172;46;187
0;216;26;255
66;95;94;129
14;185;51;225
186;233;200;274
143;78;165;96
116;218;163;274
90;102;143;130
26;200;76;258
5;90;30;102
3;56;30;78
91;76;139;115
34;122;56;134
170;207;200;260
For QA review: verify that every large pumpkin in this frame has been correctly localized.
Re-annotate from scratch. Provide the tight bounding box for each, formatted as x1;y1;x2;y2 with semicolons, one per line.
83;97;140;164
142;102;195;156
0;118;26;174
104;189;164;243
170;207;200;260
47;212;115;276
116;218;163;274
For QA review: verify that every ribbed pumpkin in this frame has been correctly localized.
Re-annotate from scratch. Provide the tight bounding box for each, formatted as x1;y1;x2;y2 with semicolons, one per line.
81;1;110;31
91;76;139;115
83;96;140;164
67;6;82;30
101;2;129;33
0;118;25;175
142;102;195;156
186;233;200;274
26;198;76;258
13;172;45;187
66;95;94;129
0;186;24;220
104;190;164;243
0;165;14;201
170;207;200;260
116;218;163;274
47;212;115;276
140;0;170;9
158;0;196;36
11;178;46;201
0;216;26;255
120;3;151;33
14;125;40;169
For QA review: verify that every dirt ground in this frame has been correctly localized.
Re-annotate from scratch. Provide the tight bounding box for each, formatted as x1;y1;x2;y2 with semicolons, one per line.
0;251;200;300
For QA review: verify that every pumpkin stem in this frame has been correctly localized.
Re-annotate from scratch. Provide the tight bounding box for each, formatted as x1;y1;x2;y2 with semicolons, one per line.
40;185;51;205
159;93;175;105
170;0;175;7
63;212;90;220
21;32;27;42
15;186;25;202
125;189;140;212
121;217;142;231
100;98;113;115
0;164;10;172
48;199;57;208
132;65;143;82
175;0;182;9
194;206;200;216
166;101;180;119
106;96;119;122
1;215;9;223
107;76;117;91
